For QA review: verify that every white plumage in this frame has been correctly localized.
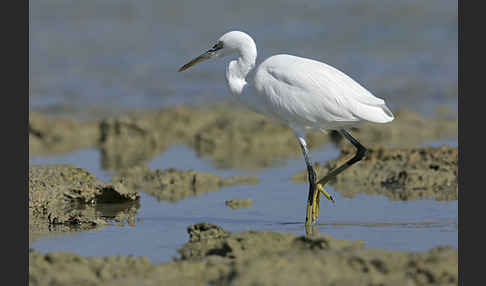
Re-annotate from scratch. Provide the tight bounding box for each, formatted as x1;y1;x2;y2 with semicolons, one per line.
179;30;394;226
180;30;394;135
252;54;394;132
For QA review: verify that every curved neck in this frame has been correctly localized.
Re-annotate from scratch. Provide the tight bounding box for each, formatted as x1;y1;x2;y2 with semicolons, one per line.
225;47;257;96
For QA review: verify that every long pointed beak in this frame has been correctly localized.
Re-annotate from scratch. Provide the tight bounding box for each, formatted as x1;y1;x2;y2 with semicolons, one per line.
178;51;212;72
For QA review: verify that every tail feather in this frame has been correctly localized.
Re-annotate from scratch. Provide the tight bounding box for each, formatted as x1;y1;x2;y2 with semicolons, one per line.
354;103;394;123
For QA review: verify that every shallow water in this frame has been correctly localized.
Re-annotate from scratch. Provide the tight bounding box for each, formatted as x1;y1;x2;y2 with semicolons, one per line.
29;140;458;264
29;0;457;118
29;0;458;264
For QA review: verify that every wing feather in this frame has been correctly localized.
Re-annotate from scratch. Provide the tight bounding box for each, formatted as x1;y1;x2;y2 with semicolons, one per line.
253;54;393;127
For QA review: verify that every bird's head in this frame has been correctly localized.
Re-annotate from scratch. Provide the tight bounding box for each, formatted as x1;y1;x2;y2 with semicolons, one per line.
178;31;256;72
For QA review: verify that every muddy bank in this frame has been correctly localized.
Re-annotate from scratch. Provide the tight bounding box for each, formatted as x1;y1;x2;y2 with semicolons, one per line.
111;166;259;202
331;109;457;149
29;249;225;286
30;223;458;286
30;105;457;171
29;111;100;156
179;223;457;286
100;106;457;171
189;107;327;169
29;165;140;242
98;105;329;170
293;145;458;201
98;106;206;170
29;105;328;169
28;163;258;241
177;223;364;261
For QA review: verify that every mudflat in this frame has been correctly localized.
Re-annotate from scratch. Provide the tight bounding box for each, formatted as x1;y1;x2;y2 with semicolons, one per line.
29;223;458;286
29;105;458;285
292;145;458;201
30;105;457;171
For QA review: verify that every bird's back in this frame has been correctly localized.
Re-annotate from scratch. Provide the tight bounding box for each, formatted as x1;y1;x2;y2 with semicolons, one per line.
250;54;393;131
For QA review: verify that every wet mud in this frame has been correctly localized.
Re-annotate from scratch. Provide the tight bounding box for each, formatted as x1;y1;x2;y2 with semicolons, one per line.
98;106;204;170
111;166;259;202
29;111;100;156
98;105;329;170
30;223;458;286
293;145;458;201
28;162;258;243
30;105;457;172
330;109;457;149
29;105;458;284
29;165;140;242
177;223;364;261
99;106;457;170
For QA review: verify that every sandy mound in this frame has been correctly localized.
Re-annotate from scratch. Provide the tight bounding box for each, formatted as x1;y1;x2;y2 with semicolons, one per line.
29;223;458;286
293;146;458;201
112;165;259;202
29;164;139;242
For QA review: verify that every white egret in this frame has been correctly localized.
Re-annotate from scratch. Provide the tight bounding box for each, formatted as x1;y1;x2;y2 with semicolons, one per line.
178;31;394;226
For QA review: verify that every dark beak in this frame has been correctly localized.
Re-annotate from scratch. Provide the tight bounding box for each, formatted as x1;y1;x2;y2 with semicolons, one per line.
178;42;223;72
178;51;212;72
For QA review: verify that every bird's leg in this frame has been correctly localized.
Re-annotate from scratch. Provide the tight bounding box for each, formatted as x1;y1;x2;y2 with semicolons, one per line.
296;136;334;227
305;224;317;236
312;183;333;221
305;154;317;226
316;129;367;187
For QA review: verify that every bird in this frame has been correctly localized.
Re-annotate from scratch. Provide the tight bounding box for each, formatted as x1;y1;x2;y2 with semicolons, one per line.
178;31;394;227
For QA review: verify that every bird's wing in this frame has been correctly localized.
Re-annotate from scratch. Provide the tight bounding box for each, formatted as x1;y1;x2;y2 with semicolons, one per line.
253;55;393;126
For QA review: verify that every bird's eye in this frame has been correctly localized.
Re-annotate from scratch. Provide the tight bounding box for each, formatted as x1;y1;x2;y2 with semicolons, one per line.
210;42;223;52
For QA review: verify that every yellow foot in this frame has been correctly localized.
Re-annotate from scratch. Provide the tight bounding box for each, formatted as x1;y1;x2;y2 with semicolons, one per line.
305;223;317;236
305;183;335;226
317;183;335;204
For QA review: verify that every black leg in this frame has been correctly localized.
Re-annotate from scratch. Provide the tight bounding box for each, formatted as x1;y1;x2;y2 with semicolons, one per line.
296;136;317;225
316;129;367;186
298;140;316;200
